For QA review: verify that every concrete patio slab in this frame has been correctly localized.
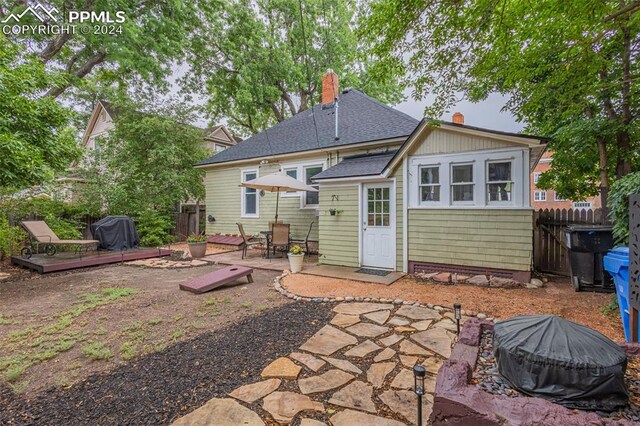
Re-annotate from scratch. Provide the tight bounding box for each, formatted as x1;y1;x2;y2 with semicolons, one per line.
300;265;404;285
205;250;318;272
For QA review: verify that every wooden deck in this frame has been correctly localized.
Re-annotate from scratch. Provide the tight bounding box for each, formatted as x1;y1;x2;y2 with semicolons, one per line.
11;248;172;274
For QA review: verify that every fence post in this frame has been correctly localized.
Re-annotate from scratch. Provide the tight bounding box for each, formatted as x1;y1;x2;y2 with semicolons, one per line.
629;194;640;342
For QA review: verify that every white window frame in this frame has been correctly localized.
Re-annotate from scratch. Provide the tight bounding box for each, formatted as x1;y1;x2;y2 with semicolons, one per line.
486;160;514;205
241;168;259;218
214;144;226;153
533;172;541;185
450;162;475;206
280;166;300;197
554;192;566;201
302;164;323;208
534;191;546;202
573;201;591;209
418;164;441;205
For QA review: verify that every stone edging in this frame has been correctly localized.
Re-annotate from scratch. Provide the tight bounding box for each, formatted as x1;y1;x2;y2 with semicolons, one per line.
273;271;496;322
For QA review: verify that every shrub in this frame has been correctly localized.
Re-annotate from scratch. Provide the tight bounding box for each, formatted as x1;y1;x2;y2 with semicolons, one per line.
608;172;640;244
135;209;173;247
0;217;26;259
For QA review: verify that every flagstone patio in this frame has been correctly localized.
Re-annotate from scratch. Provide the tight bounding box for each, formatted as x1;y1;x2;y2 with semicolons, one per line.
171;302;464;425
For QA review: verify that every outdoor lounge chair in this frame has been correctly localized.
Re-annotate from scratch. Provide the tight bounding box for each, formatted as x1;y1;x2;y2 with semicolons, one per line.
291;221;314;255
20;221;99;258
237;223;263;259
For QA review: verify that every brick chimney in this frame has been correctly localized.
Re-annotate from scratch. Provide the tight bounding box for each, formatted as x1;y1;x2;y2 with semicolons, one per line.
322;69;339;106
452;112;464;124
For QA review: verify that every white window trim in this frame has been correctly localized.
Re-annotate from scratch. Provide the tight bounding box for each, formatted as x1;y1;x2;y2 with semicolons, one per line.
450;162;475;206
241;168;259;218
280;166;300;198
533;172;541;185
534;190;546;202
302;164;324;208
486;159;515;206
408;147;527;209
277;160;327;206
573;201;591;209
418;164;441;205
554;192;566;201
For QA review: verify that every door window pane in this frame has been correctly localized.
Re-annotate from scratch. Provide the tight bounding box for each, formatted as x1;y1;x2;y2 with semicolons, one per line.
367;186;390;227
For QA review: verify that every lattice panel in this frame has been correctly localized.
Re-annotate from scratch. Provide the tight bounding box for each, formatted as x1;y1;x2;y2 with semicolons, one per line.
630;194;640;312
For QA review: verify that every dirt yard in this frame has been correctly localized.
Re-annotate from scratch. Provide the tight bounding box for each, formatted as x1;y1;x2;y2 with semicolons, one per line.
0;262;286;395
282;274;624;341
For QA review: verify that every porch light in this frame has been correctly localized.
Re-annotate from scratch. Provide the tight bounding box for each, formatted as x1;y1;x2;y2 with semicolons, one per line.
454;303;462;335
413;364;426;426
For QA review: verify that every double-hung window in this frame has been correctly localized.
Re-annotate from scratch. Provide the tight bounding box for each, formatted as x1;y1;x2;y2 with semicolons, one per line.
487;161;513;203
554;193;566;201
303;165;323;207
419;166;440;203
281;167;298;196
534;191;546;202
241;169;258;217
451;163;474;203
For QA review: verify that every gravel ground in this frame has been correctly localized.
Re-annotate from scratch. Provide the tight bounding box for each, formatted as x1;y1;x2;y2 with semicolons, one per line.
0;302;333;426
472;330;640;422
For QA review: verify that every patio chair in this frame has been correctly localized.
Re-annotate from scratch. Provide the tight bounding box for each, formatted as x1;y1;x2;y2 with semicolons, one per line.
291;221;314;255
20;220;99;258
271;223;290;257
237;223;263;259
268;220;283;231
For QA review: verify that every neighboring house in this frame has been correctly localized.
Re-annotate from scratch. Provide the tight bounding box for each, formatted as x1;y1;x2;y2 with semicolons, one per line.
197;70;547;281
530;151;601;210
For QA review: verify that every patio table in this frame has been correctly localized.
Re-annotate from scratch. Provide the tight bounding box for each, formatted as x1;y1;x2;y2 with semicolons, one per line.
260;231;272;258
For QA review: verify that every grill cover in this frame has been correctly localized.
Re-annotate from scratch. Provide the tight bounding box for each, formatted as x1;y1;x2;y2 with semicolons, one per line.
90;216;140;251
493;315;628;411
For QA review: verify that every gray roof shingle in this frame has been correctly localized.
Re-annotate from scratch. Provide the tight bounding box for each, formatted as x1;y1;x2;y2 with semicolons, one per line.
313;151;397;180
196;89;419;166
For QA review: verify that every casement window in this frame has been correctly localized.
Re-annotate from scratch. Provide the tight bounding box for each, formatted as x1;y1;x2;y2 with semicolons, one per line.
281;167;299;196
533;172;541;185
241;169;258;217
487;161;513;203
418;166;440;203
534;191;546;202
303;165;323;207
554;193;566;201
573;201;591;209
451;163;474;204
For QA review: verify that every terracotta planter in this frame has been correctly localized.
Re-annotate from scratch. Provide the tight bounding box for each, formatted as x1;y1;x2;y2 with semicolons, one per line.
188;242;207;259
288;253;305;273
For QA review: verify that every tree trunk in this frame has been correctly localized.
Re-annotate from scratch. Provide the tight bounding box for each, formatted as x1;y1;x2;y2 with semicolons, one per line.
195;199;200;235
597;136;610;223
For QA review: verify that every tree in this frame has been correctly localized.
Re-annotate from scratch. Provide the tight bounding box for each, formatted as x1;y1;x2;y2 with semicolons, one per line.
74;100;208;242
1;0;208;99
0;39;80;195
183;0;404;135
361;0;639;210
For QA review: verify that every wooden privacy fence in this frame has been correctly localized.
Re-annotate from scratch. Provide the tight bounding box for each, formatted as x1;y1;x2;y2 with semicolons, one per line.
533;208;608;276
173;209;206;241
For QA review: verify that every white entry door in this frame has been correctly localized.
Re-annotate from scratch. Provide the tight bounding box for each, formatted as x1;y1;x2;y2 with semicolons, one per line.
362;183;395;269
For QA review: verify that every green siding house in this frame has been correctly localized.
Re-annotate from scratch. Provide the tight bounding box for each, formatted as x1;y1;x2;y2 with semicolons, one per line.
196;71;547;281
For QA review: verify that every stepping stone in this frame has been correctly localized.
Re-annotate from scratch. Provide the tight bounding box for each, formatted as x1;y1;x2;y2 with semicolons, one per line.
379;390;433;425
411;328;453;358
373;347;395;362
366;362;395;388
298;369;354;394
262;391;323;424
300;420;326;426
363;310;390;325
172;398;264;426
387;316;410;326
422;357;444;375
395;305;441;320
261;357;302;380
411;320;433;331
394;326;416;334
300;325;358;356
333;302;394;315
399;355;419;368
390;368;415;390
346;323;389;338
344;340;381;358
321;357;362;374
290;352;325;372
379;334;403;347
330;313;361;328
328;380;376;413
330;409;405;426
229;378;281;403
399;340;430;356
434;319;459;332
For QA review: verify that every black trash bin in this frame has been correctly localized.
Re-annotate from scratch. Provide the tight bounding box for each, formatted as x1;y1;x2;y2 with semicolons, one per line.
565;225;614;292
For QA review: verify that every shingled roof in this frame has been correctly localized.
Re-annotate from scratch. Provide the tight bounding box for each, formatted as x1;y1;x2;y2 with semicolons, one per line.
196;89;419;166
313;150;398;180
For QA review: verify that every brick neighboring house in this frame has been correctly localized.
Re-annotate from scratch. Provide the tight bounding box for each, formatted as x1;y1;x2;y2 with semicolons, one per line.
530;151;601;210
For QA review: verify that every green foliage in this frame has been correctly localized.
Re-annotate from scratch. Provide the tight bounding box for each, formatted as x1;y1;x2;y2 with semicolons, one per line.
184;0;404;135
289;245;304;255
187;234;208;243
600;296;619;316
361;0;640;200
0;216;26;259
135;210;174;247
608;172;640;244
81;341;113;361
0;40;80;193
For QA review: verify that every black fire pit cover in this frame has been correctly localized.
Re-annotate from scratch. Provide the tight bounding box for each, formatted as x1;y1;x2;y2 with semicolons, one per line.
493;315;628;411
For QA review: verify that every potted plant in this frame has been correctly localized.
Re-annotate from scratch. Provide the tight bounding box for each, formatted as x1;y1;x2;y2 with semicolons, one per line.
328;208;343;216
288;244;305;273
187;233;208;258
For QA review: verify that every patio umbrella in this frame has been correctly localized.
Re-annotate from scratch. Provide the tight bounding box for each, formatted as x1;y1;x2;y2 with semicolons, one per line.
240;171;319;222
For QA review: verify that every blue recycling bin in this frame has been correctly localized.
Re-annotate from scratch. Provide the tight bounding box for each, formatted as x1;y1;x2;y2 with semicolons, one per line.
603;247;634;341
